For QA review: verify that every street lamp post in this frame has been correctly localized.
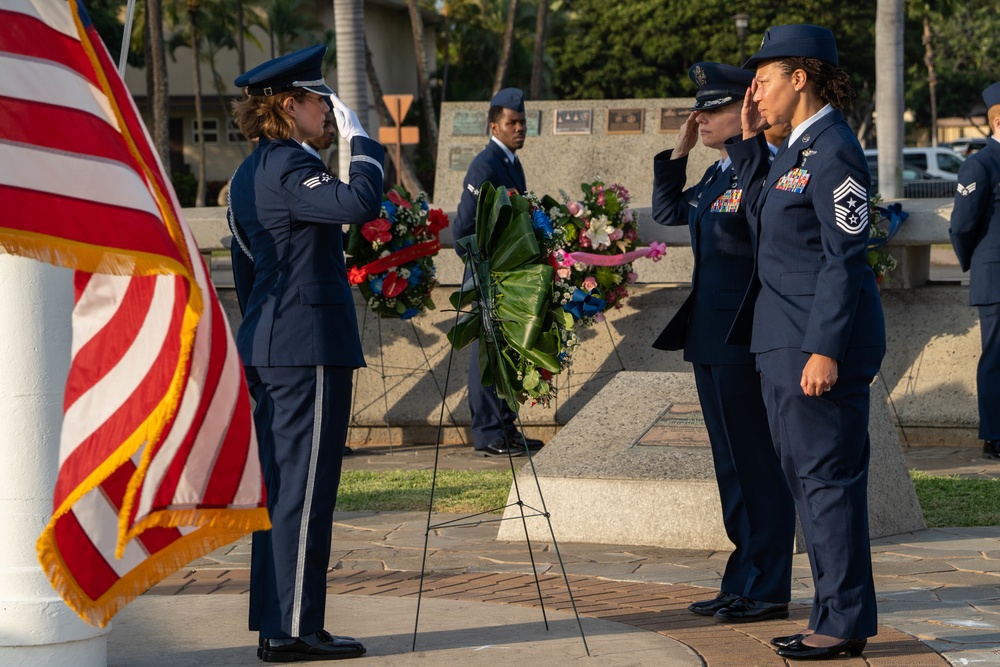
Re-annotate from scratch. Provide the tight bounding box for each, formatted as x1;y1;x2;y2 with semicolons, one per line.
733;13;750;66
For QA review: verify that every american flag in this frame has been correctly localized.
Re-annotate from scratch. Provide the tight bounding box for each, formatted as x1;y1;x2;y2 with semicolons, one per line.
0;0;269;627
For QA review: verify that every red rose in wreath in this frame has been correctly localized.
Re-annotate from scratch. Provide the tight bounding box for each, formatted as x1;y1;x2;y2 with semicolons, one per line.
382;271;407;298
427;208;449;235
361;219;392;243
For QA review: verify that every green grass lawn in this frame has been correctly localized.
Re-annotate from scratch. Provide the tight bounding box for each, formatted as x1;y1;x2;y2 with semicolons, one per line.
337;469;1000;528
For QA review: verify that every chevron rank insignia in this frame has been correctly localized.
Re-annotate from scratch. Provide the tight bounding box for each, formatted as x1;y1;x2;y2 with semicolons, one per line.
833;176;869;235
957;182;977;197
302;173;334;189
466;183;480;196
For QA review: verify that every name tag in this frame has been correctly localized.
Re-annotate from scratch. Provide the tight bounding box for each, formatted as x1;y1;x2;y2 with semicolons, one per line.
710;188;743;213
775;168;811;193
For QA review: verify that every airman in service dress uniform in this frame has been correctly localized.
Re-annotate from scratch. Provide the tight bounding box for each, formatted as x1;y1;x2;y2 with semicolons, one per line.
453;88;544;457
227;44;384;662
726;25;886;661
652;62;795;624
950;81;1000;461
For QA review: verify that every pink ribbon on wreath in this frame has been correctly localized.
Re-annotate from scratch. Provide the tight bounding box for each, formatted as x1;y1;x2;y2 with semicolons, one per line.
566;242;666;267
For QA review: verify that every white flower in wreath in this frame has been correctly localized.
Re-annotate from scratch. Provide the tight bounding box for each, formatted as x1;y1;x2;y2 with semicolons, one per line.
398;267;410;280
585;215;612;248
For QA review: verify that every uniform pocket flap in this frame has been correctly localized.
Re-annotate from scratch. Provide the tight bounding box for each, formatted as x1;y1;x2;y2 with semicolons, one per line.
780;271;818;296
299;283;350;305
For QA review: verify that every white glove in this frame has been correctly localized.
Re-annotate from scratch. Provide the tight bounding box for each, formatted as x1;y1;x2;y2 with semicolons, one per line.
328;92;368;141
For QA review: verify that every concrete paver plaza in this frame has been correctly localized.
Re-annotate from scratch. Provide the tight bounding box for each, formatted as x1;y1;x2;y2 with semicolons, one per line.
108;444;1000;666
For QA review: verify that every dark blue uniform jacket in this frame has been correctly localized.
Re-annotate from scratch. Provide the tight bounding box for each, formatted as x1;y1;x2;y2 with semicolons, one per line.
229;135;385;367
950;138;1000;306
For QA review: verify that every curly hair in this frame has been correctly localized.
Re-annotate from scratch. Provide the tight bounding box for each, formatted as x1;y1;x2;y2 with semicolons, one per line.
774;57;855;110
231;89;311;140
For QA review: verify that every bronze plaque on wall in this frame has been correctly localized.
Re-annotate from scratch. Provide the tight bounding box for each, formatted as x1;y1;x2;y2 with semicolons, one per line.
452;110;487;136
448;145;479;172
607;108;644;134
554;109;593;135
659;107;688;133
633;403;710;448
525;109;541;136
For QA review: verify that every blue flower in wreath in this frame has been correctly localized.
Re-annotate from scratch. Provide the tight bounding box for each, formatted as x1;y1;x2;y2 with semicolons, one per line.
420;199;429;211
383;199;398;222
401;308;419;320
369;276;384;295
532;209;554;238
407;265;423;285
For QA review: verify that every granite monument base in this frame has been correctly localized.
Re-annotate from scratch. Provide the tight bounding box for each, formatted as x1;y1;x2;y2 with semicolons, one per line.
497;371;925;551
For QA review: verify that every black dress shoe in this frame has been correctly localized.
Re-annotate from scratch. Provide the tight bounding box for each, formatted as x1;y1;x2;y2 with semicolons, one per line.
776;637;866;660
714;597;789;623
477;439;526;457
771;633;807;648
688;591;741;616
507;434;545;451
984;440;1000;460
260;630;366;662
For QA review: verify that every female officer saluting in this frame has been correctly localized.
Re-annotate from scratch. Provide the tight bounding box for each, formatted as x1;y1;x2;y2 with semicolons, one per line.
228;44;384;662
726;25;886;661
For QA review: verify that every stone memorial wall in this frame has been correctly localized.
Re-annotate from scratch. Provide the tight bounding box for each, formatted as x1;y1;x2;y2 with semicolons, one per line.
433;98;717;211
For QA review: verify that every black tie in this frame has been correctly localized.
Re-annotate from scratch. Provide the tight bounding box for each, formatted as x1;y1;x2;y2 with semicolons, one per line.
512;156;526;192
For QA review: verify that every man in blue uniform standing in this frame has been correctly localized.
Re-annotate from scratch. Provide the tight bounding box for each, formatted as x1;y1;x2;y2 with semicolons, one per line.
652;62;795;624
950;81;1000;461
228;44;384;661
453;88;544;457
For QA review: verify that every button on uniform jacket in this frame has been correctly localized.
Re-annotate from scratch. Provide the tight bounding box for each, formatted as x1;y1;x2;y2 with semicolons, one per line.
650;151;755;365
726;111;885;362
950;138;1000;306
229;135;385;367
453;141;527;253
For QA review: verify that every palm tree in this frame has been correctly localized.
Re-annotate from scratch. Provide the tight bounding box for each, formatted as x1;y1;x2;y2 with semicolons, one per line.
876;0;905;200
334;0;368;180
404;0;439;163
265;0;322;58
186;0;207;206
491;0;518;95
529;0;547;99
911;0;961;146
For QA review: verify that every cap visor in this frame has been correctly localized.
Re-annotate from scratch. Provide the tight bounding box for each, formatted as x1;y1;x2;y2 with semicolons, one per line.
302;83;334;96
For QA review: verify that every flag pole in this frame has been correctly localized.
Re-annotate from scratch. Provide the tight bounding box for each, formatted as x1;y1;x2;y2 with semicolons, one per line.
0;256;108;666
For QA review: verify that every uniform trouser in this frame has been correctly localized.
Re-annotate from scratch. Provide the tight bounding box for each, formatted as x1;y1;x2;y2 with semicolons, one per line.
245;365;352;639
468;339;519;448
757;347;881;639
978;303;1000;440
693;363;795;603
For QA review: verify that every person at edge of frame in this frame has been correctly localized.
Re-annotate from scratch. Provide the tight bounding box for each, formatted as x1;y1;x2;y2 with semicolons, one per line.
651;61;796;626
227;43;384;662
452;87;546;457
949;80;1000;462
725;24;887;661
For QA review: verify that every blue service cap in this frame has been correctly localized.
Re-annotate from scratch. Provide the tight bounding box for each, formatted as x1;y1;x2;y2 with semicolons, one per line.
689;62;753;111
983;82;1000;109
490;87;525;113
235;44;333;97
743;24;838;70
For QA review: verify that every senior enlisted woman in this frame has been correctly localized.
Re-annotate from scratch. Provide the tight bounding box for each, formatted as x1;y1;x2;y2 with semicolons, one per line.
725;25;886;660
227;45;384;662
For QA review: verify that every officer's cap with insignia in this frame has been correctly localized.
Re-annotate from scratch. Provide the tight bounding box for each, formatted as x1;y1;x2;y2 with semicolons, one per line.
235;44;333;98
490;87;525;113
743;24;838;70
688;62;753;111
982;82;1000;110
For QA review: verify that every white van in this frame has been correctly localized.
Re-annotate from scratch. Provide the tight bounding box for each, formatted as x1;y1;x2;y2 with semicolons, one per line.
864;147;964;181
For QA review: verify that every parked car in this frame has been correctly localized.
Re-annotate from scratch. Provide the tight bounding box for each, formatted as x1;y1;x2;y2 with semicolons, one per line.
870;164;957;199
947;137;989;158
864;147;964;181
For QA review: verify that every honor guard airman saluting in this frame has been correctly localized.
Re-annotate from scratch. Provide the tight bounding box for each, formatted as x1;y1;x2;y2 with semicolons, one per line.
651;62;795;624
727;25;886;660
950;81;1000;462
453;88;545;457
227;44;384;662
